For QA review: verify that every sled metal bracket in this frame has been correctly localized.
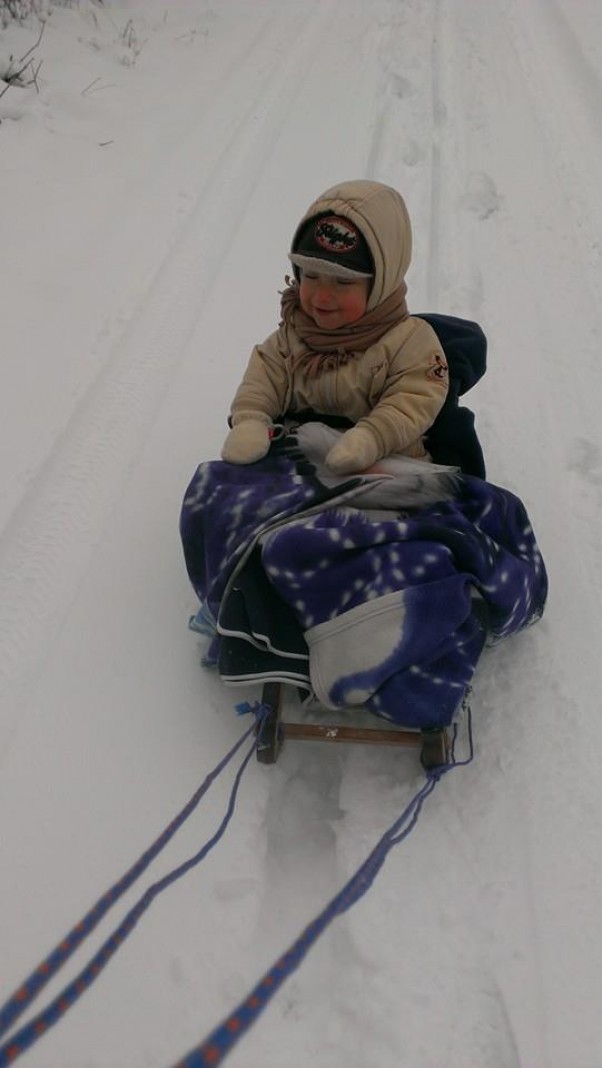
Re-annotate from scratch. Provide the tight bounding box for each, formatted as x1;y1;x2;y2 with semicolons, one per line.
255;681;284;764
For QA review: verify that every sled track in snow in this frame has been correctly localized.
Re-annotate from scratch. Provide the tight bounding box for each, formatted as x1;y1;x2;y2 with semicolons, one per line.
527;0;602;137
425;0;445;308
505;0;602;287
0;2;342;753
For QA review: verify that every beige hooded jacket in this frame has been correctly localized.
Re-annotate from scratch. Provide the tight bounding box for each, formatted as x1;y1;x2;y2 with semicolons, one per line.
229;180;448;461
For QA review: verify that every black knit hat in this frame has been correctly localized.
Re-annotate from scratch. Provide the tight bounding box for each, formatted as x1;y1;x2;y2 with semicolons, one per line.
289;213;374;279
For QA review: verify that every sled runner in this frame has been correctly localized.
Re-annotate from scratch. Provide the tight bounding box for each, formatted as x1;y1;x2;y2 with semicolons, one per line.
180;315;548;764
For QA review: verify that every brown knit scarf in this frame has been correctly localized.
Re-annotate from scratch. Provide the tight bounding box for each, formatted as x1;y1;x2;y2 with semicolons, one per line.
279;277;409;378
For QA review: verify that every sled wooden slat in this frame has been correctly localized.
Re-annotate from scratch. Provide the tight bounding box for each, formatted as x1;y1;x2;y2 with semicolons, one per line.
281;722;422;746
256;682;450;769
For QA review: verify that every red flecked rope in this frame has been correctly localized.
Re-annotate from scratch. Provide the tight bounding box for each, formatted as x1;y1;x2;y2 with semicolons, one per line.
0;706;267;1067
0;703;472;1068
170;763;455;1067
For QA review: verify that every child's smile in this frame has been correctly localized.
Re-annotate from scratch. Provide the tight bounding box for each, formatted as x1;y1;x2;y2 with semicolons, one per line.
299;271;370;330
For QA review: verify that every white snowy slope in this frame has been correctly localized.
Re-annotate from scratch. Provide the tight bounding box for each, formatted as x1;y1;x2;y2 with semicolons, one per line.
0;1;601;1066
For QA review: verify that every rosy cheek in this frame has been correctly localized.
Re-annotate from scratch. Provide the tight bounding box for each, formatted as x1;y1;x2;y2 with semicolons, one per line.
299;285;312;315
345;294;367;321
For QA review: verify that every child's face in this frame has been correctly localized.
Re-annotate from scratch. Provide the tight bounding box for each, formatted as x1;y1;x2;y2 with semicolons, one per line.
299;271;370;330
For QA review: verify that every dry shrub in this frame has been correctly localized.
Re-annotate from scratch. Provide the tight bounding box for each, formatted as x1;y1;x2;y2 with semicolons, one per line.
0;1;87;28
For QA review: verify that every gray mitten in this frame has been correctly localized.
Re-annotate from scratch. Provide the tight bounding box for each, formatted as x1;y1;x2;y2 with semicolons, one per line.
325;425;381;474
221;419;271;464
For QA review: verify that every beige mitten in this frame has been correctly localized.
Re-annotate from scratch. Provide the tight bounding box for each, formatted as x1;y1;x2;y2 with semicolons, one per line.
325;425;381;474
221;419;271;464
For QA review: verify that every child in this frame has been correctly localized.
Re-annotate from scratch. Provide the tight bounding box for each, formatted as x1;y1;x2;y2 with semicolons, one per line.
221;179;449;475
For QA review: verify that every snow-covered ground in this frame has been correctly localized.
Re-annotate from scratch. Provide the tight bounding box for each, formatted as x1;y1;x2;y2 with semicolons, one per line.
1;1;601;1064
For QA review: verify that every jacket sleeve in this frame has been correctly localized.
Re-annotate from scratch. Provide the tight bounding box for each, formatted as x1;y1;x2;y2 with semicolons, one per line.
229;329;289;425
356;319;449;453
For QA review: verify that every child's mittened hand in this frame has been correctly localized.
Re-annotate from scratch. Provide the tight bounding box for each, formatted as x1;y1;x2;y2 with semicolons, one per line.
221;421;271;464
325;426;381;474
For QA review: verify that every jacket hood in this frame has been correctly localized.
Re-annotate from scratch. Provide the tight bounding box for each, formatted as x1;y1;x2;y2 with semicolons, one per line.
290;179;412;312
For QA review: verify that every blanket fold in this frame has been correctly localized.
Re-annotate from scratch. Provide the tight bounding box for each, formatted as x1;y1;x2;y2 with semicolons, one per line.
180;425;547;730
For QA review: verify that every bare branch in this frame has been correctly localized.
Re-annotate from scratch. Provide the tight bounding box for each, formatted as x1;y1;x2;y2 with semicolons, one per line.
81;76;101;96
0;15;45;102
31;57;42;93
18;17;45;64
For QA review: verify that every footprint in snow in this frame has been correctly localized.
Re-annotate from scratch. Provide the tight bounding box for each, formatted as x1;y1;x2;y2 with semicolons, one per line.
388;71;413;99
462;172;503;220
567;437;602;486
401;139;426;166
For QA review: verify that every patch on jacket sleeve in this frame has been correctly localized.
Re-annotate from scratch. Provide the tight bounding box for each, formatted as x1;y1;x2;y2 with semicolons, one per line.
426;352;449;385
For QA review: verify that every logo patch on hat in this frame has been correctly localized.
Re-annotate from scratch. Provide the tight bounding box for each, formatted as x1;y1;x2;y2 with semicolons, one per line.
314;216;359;255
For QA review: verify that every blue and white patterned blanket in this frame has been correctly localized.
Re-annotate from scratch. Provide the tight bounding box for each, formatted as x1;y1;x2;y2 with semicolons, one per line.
180;424;547;729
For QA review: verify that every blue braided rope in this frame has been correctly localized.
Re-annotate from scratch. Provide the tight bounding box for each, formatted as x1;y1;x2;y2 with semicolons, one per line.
0;709;267;1067
170;764;451;1068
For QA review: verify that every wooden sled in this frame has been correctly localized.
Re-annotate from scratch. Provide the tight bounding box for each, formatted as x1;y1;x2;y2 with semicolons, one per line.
255;681;451;770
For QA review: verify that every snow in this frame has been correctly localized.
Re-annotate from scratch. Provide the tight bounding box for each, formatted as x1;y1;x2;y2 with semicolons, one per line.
1;1;601;1065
